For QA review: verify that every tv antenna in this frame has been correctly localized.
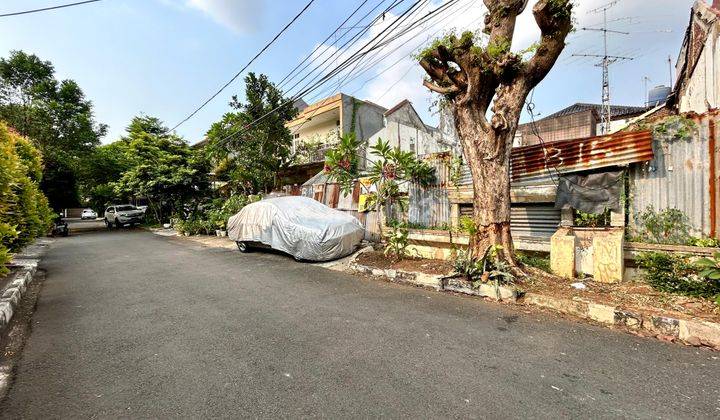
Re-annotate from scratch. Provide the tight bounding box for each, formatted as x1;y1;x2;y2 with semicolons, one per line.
572;1;633;134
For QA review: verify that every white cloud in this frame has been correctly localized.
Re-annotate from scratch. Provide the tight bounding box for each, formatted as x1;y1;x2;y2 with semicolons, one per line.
186;0;265;34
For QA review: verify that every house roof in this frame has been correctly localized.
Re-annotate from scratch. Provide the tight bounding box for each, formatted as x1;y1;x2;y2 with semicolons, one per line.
540;103;648;121
384;99;411;117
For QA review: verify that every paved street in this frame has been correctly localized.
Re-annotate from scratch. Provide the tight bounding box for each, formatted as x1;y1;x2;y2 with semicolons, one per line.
1;230;719;418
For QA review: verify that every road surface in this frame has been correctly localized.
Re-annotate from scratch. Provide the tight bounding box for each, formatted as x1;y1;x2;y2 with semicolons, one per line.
2;229;718;418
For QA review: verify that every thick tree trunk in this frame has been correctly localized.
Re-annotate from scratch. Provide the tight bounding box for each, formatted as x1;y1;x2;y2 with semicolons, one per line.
453;78;530;265
417;0;573;269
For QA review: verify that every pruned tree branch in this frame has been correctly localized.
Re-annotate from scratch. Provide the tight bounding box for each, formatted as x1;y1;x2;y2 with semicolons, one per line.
523;0;573;86
423;79;459;95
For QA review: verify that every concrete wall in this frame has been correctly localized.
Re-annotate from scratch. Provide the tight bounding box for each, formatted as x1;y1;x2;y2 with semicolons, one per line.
341;95;385;143
365;102;446;166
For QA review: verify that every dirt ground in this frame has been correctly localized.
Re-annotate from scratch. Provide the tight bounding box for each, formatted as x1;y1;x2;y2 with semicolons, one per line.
522;272;720;323
356;251;454;276
356;250;720;323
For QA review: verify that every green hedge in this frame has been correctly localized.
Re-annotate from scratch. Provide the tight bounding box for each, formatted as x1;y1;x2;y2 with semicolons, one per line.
0;121;54;277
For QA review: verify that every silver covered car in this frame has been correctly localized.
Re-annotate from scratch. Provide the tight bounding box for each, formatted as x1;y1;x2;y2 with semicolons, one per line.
227;196;364;261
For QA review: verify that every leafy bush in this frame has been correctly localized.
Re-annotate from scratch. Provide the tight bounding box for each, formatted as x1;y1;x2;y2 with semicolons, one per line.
689;237;720;248
0;121;53;276
574;209;610;228
635;252;720;298
453;245;515;286
385;221;409;261
630;206;693;245
516;251;551;272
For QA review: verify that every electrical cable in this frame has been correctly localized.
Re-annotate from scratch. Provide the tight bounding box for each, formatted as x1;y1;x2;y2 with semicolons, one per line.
169;0;318;132
276;0;384;88
218;0;461;148
0;0;101;17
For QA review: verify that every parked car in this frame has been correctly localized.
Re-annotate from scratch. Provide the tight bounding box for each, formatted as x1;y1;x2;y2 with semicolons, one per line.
80;208;97;220
227;196;365;261
104;204;144;228
136;205;148;213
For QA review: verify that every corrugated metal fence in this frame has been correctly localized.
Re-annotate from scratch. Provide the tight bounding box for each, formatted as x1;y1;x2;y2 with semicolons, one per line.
629;111;720;237
407;154;451;227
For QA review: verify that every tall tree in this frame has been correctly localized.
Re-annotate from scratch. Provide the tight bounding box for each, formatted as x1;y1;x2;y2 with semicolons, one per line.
418;0;573;265
0;50;106;209
206;73;297;193
114;116;210;223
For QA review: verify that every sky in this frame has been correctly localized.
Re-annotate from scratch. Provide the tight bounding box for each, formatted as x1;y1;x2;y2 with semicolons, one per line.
0;0;697;144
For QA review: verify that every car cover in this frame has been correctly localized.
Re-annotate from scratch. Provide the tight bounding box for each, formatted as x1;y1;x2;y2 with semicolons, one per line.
227;196;365;262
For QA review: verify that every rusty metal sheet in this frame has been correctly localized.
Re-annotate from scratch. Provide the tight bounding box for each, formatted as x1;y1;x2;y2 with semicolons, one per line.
511;130;654;182
629;110;720;238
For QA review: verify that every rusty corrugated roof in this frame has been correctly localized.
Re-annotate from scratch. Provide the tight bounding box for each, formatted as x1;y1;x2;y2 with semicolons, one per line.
511;130;654;182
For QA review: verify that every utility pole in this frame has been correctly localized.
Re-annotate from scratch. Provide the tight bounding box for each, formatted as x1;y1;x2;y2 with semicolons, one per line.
668;55;674;89
572;1;633;134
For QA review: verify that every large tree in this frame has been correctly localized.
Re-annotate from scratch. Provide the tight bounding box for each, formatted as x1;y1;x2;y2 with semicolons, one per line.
114;116;210;223
206;73;297;194
0;50;106;209
418;0;573;265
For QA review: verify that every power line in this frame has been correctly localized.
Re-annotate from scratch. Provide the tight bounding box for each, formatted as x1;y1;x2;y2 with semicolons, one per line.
348;0;478;97
289;0;453;137
281;0;414;100
169;0;318;132
277;0;407;92
276;0;379;88
0;0;101;17
219;0;452;146
305;0;468;104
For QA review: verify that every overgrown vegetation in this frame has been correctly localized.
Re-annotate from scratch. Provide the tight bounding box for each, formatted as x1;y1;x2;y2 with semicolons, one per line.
0;121;54;276
630;206;692;245
453;245;515;287
515;251;551;273
636;252;720;300
384;221;410;261
574;209;610;228
653;116;696;142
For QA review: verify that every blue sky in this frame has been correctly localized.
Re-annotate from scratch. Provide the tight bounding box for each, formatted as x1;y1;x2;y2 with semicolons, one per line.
0;0;696;144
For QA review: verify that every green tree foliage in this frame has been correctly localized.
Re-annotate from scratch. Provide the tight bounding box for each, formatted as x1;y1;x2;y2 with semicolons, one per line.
113;116;210;223
80;140;133;212
0;121;54;276
206;73;297;194
0;50;106;209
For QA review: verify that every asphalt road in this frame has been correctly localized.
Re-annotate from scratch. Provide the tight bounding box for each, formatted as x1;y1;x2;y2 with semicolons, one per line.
2;230;719;418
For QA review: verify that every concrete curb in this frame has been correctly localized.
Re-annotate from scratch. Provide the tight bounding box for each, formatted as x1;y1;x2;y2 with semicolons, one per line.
348;261;518;301
523;293;720;351
1;239;49;332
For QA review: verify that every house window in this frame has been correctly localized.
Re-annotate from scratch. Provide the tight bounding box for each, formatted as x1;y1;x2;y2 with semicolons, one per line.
410;138;416;154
